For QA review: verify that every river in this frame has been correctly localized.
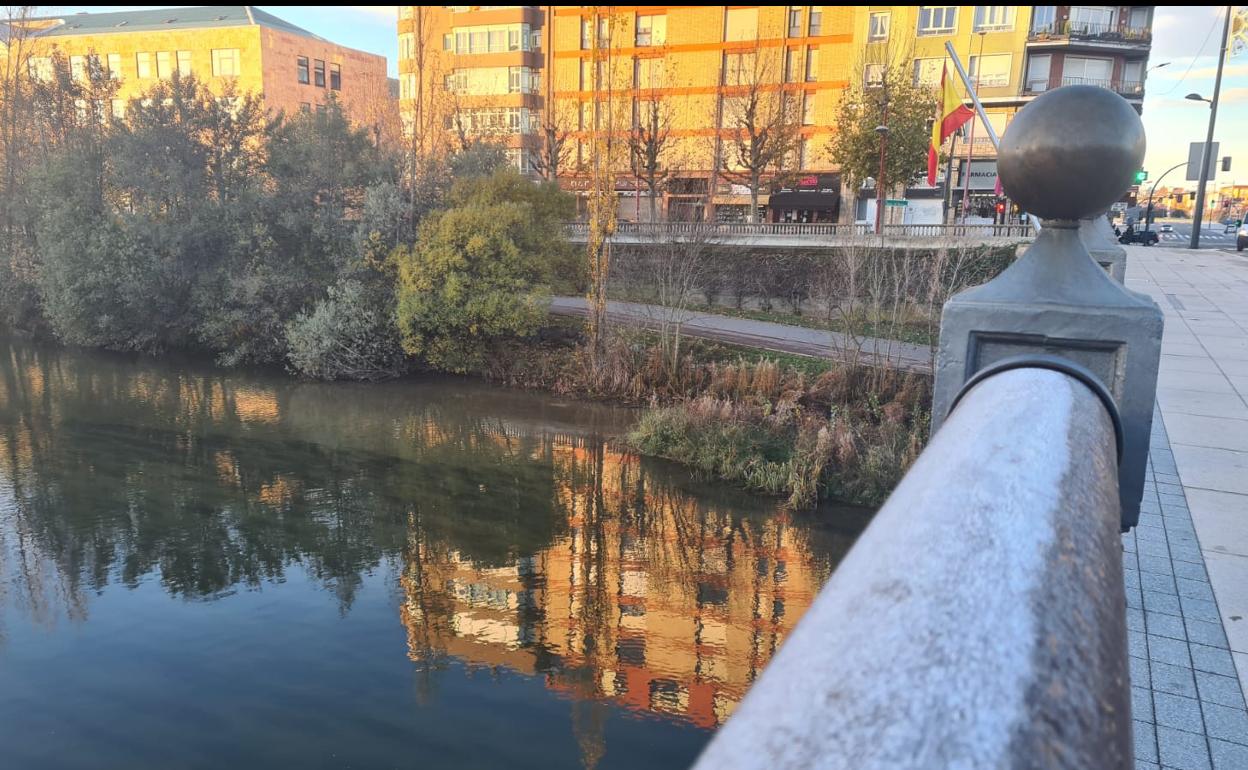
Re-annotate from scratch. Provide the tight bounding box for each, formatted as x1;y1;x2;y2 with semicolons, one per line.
0;337;871;769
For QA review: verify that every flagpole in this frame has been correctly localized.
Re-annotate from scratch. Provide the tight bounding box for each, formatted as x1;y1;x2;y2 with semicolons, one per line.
943;130;958;224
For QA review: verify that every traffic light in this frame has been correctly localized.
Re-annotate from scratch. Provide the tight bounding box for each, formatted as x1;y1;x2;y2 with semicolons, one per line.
1134;170;1148;183
996;201;1006;214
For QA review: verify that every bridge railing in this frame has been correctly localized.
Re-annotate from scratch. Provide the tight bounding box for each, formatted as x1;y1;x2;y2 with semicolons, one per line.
688;86;1160;770
563;221;1034;241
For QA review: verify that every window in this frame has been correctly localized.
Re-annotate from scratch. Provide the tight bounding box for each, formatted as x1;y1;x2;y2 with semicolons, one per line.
28;57;52;81
802;94;815;125
869;12;890;40
636;14;666;46
788;6;802;37
107;52;121;79
1063;55;1112;85
634;57;663;90
917;6;957;35
399;7;413;19
864;63;884;88
316;103;327;115
581;17;591;49
314;59;325;87
973;6;1014;31
1025;53;1051;92
809;6;822;36
1031;6;1056;33
806;47;819;82
969;53;1011;87
70;55;86;81
785;48;801;83
211;49;239;77
136;52;152;79
724;7;758;42
442;33;451;51
454;23;532;53
300;102;311;112
722;50;757;86
156;51;172;79
111;98;126;120
1070;5;1114;32
330;63;341;90
913;57;945;86
176;50;191;76
1123;59;1144;85
297;56;309;84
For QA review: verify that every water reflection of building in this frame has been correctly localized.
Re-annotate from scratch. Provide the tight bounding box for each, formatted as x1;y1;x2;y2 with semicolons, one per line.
399;442;829;731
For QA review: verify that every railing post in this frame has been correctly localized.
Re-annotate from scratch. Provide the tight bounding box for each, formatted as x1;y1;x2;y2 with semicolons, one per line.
933;85;1163;531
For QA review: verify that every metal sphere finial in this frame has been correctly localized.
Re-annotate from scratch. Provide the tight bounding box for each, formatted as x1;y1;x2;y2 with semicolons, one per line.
997;86;1145;222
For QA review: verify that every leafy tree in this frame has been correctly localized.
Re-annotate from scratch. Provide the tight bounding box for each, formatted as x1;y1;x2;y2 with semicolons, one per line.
393;170;573;372
827;47;937;201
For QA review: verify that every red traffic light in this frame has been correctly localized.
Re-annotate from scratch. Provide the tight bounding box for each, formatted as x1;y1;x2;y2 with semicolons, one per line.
995;202;1005;213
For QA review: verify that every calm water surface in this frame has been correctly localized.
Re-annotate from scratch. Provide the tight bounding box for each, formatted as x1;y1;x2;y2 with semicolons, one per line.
0;337;872;769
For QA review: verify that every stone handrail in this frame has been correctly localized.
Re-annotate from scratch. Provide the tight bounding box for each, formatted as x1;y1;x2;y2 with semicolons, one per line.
563;221;1034;240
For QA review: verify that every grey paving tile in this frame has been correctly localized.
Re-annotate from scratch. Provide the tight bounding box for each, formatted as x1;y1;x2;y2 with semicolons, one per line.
1210;738;1248;769
1181;596;1224;624
1134;685;1155;723
1172;546;1207;565
1203;703;1248;745
1136;719;1159;764
1196;671;1247;710
1152;660;1199;698
1139;512;1165;529
1127;569;1142;590
1141;554;1176;576
1190;643;1239;677
1173;561;1210;582
1146;590;1184;617
1132;654;1152;685
1129;606;1147;633
1145;572;1180;595
1148;612;1189;641
1140;539;1175;558
1186;618;1230;650
1138;525;1169;543
1155;692;1205;733
1130;629;1150;658
1128;588;1145;610
1158;724;1212;769
1150;635;1194;667
1178;578;1217;602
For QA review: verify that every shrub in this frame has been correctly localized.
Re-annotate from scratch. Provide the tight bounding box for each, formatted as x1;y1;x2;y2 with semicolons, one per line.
285;279;406;381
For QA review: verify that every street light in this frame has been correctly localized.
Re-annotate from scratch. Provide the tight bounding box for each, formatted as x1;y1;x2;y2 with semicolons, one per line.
1188;5;1233;249
1148;62;1171;72
1186;92;1211;104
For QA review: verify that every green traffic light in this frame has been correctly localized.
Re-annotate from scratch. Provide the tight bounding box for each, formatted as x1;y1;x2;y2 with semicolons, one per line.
1134;170;1148;183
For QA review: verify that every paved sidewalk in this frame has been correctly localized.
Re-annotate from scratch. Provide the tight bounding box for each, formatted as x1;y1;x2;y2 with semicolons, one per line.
549;297;933;371
1126;244;1248;768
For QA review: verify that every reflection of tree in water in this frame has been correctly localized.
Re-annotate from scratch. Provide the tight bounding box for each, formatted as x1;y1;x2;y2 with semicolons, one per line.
0;337;863;764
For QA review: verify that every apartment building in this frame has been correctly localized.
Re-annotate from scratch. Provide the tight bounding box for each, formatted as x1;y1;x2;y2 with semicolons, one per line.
398;6;1156;224
3;6;389;124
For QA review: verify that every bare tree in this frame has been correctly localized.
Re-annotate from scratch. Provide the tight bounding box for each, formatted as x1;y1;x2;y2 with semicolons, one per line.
530;102;575;182
715;50;802;223
641;224;716;375
627;93;676;222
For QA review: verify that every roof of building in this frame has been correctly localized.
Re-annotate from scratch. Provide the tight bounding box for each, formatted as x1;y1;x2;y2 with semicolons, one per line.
8;6;325;42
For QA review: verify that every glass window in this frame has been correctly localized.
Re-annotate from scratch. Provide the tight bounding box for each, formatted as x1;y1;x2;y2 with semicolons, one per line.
107;53;121;79
869;12;890;40
297;56;309;84
330;63;341;90
1031;6;1056;33
1025;53;1051;91
111;98;126;119
809;6;822;36
785;48;801;83
634;58;663;90
28;57;52;81
788;6;802;37
917;6;958;35
156;51;172;79
70;55;86;81
864;63;884;87
973;6;1014;31
802;94;815;125
1063;55;1112;84
724;7;758;42
176;50;191;76
969;53;1011;87
722;50;757;86
454;23;532;53
806;47;819;82
636;14;666;46
314;59;325;87
913;57;945;87
1123;59;1144;84
211;49;239;77
1070;5;1114;31
581;17;591;49
301;102;311;113
136;52;152;79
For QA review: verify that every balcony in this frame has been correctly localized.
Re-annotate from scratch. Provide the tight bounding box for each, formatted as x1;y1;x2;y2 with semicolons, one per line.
1024;76;1144;99
1028;20;1151;46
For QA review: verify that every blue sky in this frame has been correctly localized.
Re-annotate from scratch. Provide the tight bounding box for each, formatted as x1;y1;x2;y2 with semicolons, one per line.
49;5;1248;189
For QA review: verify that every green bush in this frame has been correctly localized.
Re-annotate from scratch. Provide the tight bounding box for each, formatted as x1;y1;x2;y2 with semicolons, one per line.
285;279;406;380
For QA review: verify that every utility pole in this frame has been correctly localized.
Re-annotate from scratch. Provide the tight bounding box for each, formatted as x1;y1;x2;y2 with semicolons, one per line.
874;89;889;234
1190;6;1232;249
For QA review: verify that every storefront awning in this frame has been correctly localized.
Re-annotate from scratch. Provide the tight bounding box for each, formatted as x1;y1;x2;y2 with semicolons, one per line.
768;189;839;210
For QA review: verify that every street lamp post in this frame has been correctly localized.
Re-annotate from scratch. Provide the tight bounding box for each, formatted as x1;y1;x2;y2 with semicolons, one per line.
1187;6;1232;250
875;98;889;235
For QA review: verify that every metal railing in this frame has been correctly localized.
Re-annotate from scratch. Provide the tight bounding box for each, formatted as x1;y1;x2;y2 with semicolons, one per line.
564;221;1034;240
1029;20;1152;43
1026;77;1145;97
691;366;1131;769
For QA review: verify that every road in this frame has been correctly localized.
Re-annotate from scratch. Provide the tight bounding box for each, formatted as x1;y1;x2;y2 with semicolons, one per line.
1139;219;1243;251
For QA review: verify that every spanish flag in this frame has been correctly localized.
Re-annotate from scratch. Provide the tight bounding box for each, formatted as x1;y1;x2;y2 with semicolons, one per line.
927;66;975;186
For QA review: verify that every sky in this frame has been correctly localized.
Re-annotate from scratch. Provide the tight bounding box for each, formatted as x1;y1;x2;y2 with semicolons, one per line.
47;5;1248;192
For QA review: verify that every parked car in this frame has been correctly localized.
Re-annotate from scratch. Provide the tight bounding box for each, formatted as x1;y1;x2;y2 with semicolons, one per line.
1160;224;1174;233
1120;229;1160;246
1226;222;1238;234
1238;222;1247;252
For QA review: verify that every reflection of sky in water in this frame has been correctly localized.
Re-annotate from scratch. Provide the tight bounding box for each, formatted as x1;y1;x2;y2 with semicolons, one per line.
0;338;871;769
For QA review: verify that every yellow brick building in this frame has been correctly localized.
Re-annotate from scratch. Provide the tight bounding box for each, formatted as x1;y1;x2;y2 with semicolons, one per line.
3;6;389;126
399;6;1157;224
